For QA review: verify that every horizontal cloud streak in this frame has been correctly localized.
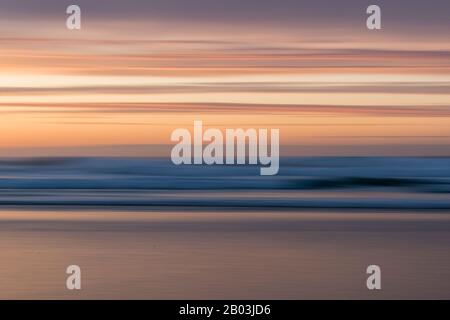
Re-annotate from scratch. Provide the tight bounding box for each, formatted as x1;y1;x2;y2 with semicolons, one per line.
1;103;450;117
1;83;450;95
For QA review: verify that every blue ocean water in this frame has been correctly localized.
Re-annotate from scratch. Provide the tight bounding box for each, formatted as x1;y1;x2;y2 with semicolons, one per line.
0;157;449;209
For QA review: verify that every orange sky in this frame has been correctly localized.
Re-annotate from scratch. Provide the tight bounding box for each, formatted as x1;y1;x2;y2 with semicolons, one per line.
0;10;449;156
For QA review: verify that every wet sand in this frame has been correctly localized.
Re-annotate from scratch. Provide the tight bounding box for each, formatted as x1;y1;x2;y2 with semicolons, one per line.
0;209;449;299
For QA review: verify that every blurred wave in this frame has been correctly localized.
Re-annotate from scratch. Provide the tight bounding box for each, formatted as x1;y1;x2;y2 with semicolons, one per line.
0;157;449;209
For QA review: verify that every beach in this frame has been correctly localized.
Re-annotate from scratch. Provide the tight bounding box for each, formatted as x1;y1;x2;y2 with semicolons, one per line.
1;209;449;299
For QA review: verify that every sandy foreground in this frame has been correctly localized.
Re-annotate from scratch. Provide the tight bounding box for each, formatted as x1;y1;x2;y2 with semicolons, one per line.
0;209;449;299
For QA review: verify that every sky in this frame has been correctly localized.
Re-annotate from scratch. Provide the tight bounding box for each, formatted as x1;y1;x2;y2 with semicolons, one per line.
0;0;449;156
